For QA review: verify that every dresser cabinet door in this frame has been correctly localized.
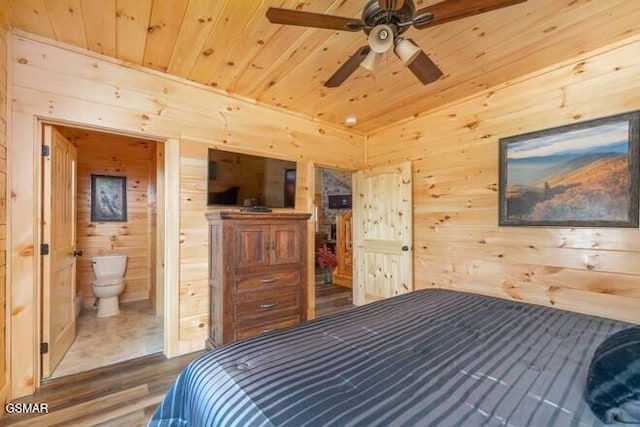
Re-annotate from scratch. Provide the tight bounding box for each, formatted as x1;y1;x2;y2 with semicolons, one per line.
270;223;303;265
234;225;270;268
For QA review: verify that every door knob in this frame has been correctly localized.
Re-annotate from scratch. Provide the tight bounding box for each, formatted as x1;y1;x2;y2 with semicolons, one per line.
73;250;83;257
401;245;409;251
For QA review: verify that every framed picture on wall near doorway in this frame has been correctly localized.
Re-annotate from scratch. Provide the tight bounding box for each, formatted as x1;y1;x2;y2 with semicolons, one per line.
90;174;128;222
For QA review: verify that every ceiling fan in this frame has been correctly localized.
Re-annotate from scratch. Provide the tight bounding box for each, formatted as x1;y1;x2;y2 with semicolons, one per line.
266;0;527;87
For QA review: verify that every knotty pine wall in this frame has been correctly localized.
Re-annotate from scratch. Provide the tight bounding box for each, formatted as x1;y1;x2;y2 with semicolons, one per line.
8;32;364;398
368;34;640;324
0;15;8;405
61;127;157;307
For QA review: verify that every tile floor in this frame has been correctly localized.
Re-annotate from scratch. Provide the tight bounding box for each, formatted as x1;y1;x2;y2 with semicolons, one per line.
50;299;163;379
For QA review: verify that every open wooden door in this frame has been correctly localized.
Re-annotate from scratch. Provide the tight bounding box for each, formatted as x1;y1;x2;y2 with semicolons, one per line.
334;210;353;287
41;125;78;378
353;161;413;305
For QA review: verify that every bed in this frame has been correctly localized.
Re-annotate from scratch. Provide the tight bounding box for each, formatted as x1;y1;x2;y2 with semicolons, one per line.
149;289;638;426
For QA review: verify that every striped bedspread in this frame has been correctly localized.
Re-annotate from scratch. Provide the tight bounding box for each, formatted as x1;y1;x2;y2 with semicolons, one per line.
149;289;632;426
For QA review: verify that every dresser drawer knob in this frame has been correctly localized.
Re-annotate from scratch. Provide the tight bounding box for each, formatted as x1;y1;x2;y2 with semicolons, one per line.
259;278;276;284
260;328;275;334
260;302;278;309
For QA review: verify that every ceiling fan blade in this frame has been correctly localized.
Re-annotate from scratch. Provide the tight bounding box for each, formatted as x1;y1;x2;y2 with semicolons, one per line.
325;46;371;88
406;50;443;85
414;0;527;29
378;0;405;11
266;7;364;32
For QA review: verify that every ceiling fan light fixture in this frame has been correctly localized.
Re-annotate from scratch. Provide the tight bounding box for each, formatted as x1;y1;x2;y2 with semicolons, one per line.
360;50;382;72
368;24;395;53
395;38;421;64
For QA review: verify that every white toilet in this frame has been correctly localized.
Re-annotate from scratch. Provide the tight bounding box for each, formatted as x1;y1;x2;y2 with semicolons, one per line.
91;254;128;317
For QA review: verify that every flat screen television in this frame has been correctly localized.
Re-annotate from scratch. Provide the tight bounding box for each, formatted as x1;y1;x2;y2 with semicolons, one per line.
328;194;352;209
207;149;297;208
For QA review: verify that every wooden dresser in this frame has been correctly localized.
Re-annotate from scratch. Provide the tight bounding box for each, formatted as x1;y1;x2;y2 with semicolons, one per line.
205;211;311;348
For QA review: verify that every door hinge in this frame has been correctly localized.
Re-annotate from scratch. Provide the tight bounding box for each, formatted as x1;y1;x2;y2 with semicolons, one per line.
40;342;49;354
41;145;50;157
40;243;50;255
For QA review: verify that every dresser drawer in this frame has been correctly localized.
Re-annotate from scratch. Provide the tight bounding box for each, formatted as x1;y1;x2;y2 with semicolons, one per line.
235;316;299;341
235;289;299;323
235;270;301;292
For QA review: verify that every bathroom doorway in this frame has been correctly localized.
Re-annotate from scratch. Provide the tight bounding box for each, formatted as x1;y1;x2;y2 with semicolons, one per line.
40;125;166;380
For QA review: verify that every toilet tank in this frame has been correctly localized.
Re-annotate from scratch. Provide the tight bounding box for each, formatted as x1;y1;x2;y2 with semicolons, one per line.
92;254;128;279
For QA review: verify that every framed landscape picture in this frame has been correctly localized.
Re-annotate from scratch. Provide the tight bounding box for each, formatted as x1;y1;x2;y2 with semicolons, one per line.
499;111;639;227
91;174;128;222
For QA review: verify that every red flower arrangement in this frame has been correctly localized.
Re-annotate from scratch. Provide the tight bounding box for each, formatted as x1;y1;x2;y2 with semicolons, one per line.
316;245;337;270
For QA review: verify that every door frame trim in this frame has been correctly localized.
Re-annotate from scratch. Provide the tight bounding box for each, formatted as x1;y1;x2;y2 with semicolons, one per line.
310;164;358;313
9;117;179;397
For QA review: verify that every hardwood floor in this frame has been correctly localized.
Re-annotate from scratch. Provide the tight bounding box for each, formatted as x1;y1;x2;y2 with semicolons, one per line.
315;281;354;318
2;351;204;426
1;280;352;426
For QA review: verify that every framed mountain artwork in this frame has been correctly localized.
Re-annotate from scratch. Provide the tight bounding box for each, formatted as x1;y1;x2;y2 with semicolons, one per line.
499;111;639;227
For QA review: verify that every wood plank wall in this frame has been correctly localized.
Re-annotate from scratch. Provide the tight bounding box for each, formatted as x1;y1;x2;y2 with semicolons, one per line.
368;34;640;324
60;128;156;307
0;13;9;406
7;32;365;398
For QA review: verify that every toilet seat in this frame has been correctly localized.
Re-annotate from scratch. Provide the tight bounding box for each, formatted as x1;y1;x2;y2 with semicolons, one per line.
92;277;123;287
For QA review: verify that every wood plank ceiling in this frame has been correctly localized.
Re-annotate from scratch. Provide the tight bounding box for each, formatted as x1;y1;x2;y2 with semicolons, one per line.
5;0;640;132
